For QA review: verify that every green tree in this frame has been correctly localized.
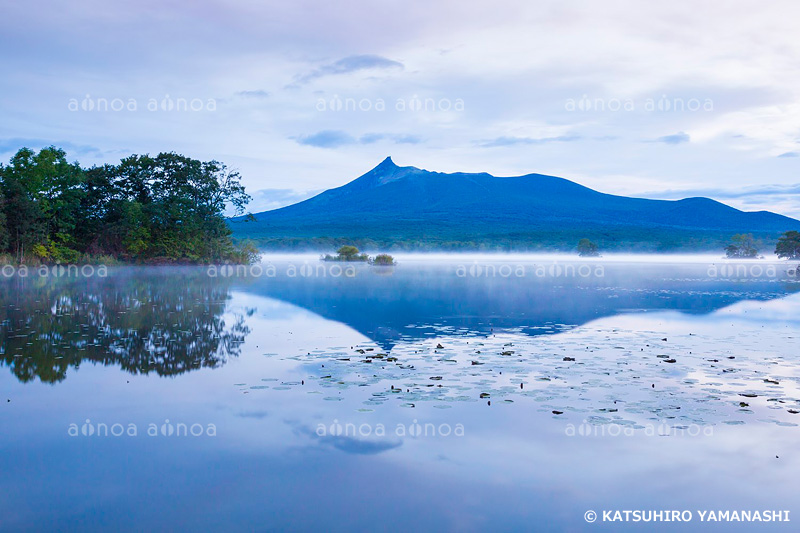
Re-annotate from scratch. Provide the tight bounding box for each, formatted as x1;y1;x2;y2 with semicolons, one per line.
115;152;250;262
775;231;800;260
1;147;85;260
577;238;599;257
337;245;361;260
73;164;120;252
0;181;8;253
725;233;759;258
0;146;252;264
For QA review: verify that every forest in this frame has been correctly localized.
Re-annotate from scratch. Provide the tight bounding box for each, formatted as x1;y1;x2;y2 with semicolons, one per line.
0;146;256;264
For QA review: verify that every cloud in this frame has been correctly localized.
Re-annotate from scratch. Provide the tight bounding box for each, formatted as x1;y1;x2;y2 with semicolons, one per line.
296;131;423;148
294;54;403;85
296;130;356;148
0;138;101;156
646;183;800;201
638;182;800;219
3;0;800;214
651;132;691;145
359;133;423;144
236;90;270;99
244;188;322;213
477;135;581;147
778;151;799;158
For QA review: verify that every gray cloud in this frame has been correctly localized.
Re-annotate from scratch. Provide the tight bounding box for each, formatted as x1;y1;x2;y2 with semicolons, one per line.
296;131;423;148
638;183;800;219
245;188;322;213
477;135;581;148
359;133;423;144
294;54;403;85
652;132;691;145
296;130;356;148
647;183;800;201
0;138;101;156
236;90;270;99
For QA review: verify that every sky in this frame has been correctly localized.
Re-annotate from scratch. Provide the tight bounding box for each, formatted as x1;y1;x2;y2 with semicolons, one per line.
1;0;799;216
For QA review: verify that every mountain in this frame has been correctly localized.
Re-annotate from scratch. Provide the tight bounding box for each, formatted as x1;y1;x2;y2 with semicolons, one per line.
232;157;800;251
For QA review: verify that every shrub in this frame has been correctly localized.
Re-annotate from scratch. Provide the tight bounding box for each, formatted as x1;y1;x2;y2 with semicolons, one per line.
371;254;395;266
577;238;599;257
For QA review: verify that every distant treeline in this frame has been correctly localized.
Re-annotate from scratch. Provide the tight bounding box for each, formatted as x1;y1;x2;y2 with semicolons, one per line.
227;230;777;253
0;147;256;264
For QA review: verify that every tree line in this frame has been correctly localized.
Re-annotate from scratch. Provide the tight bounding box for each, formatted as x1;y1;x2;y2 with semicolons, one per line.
0;146;256;264
725;232;800;260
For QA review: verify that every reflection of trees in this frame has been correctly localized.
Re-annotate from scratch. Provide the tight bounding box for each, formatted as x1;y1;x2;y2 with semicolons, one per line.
0;270;249;383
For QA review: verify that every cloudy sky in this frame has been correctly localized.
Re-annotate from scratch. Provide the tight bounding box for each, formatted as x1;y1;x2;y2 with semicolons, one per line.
1;0;799;216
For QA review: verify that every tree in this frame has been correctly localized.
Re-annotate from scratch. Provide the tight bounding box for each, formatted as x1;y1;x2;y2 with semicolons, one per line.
0;147;85;261
577;238;599;257
0;181;8;253
775;231;800;260
337;245;361;260
0;146;253;264
117;152;250;261
725;233;759;258
74;164;119;252
322;245;368;262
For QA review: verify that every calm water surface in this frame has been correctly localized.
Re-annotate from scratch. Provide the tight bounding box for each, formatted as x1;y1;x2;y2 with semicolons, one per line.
1;256;799;531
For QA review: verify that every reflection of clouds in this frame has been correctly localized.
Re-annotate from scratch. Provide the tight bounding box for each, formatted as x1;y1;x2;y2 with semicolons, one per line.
237;410;270;420
713;293;800;323
293;424;402;455
317;434;403;455
589;291;800;330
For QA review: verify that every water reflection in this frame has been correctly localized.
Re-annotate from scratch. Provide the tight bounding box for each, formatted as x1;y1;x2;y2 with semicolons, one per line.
3;260;798;384
236;260;800;346
0;269;249;383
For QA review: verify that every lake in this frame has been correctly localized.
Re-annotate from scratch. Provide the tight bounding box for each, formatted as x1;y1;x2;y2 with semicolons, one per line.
1;254;799;531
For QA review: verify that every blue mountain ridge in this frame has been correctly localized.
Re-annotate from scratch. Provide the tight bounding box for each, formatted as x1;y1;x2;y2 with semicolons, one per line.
232;157;799;251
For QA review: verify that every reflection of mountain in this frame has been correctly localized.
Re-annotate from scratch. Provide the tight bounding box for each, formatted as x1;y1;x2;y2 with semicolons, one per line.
0;269;249;383
236;262;795;347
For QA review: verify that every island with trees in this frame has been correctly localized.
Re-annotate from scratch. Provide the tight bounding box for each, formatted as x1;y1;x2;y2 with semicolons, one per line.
322;245;395;265
0;146;256;265
725;233;760;258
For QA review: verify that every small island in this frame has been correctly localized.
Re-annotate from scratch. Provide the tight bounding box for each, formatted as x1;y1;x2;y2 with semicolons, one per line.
322;245;395;265
724;234;760;259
